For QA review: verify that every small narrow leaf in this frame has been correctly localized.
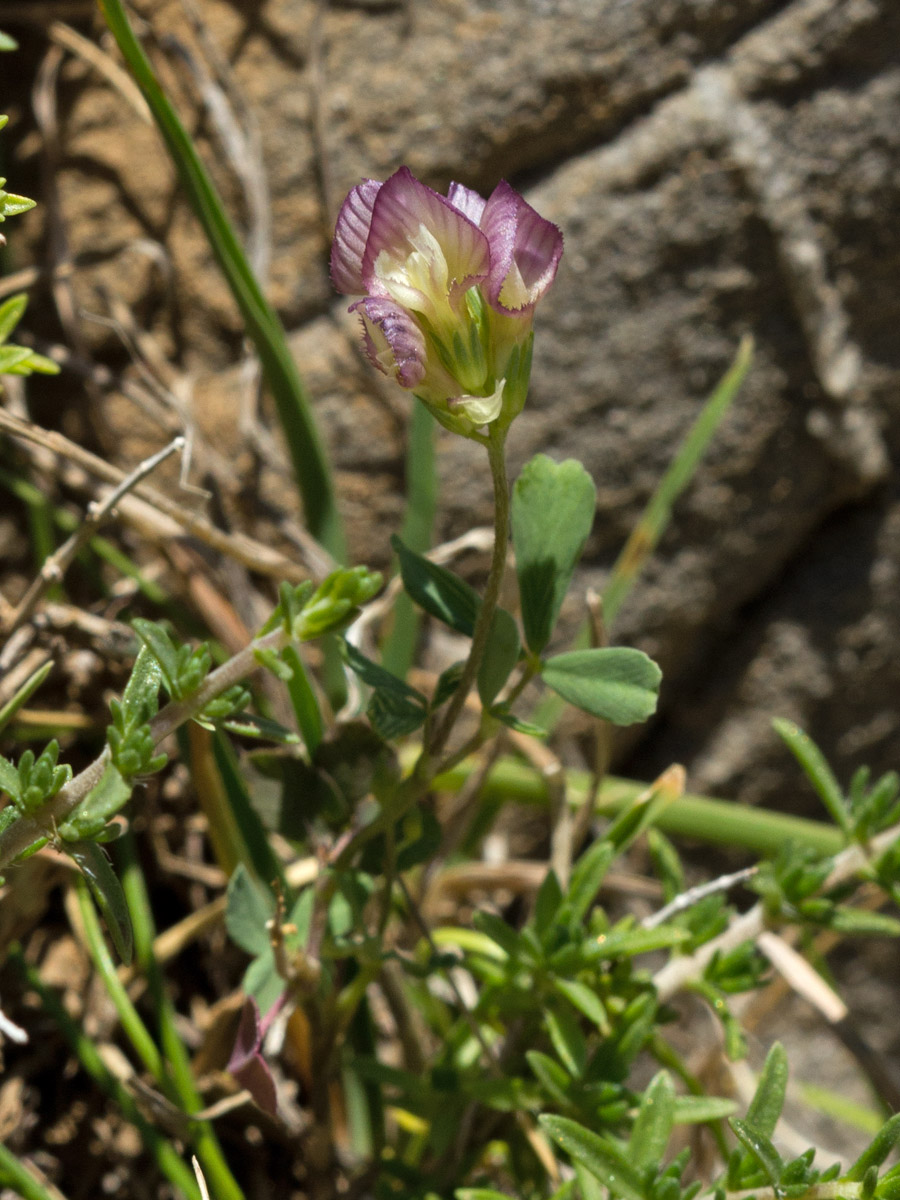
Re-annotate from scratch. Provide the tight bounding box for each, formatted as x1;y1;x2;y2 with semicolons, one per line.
745;1042;788;1138
471;910;522;959
827;908;900;937
67;841;134;966
534;869;564;938
58;763;132;841
0;294;27;343
603;765;685;854
511;454;597;653
491;707;547;737
280;644;324;754
542;648;661;726
672;1095;738;1123
0;755;20;800
567;840;615;922
628;1070;675;1169
729;1118;785;1187
603;336;752;625
589;924;687;960
539;1115;644;1200
553;978;608;1031
773;718;852;836
527;1050;573;1107
545;1005;587;1078
220;713;300;743
0;345;34;373
0;192;35;220
843;1113;900;1182
132;619;181;694
120;645;162;721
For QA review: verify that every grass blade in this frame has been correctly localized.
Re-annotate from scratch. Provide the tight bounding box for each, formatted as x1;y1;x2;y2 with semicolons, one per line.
98;0;345;560
603;335;752;626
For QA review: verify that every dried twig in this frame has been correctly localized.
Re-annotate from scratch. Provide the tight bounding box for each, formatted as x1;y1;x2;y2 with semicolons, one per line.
643;865;759;930
5;435;185;636
48;20;151;122
653;820;900;1002
0;407;315;582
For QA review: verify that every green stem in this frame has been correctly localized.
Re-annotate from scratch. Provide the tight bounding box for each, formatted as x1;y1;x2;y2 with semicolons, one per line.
0;1139;68;1200
429;426;509;758
8;944;201;1200
426;755;845;858
118;836;247;1200
73;875;167;1085
333;430;510;870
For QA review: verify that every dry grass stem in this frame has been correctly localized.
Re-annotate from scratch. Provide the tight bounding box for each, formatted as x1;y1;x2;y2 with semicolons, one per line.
5;435;185;636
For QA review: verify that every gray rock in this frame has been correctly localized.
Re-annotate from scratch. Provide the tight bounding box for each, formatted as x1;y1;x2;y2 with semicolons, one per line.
8;0;900;808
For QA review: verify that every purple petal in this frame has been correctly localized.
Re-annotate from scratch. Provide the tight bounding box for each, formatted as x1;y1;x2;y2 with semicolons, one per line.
481;181;563;314
350;296;428;389
447;181;487;225
330;178;382;295
362;167;490;305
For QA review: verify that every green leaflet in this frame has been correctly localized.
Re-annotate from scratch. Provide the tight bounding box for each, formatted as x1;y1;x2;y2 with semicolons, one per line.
541;648;661;725
510;454;596;654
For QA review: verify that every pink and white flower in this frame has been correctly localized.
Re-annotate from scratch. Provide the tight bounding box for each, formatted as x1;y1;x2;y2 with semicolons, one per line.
331;167;562;436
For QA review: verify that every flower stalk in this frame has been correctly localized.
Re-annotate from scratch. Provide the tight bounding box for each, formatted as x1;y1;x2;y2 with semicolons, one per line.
428;425;510;758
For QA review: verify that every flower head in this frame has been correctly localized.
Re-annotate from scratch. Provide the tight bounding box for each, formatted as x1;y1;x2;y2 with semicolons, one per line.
331;167;562;437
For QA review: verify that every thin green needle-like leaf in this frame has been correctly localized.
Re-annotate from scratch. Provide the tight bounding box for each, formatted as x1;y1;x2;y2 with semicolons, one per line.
745;1043;788;1139
97;0;344;560
772;718;852;837
281;644;324;755
729;1118;785;1187
628;1070;675;1169
0;469;59;591
603;335;753;626
66;840;134;965
540;1115;644;1200
843;1113;900;1178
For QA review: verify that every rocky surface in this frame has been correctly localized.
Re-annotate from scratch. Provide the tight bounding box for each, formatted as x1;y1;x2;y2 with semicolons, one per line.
5;0;900;810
